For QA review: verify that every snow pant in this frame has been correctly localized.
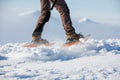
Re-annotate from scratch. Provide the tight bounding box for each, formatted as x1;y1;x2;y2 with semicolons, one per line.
32;0;76;38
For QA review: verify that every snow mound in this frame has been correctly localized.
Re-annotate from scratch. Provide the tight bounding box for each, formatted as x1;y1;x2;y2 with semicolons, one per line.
0;39;120;80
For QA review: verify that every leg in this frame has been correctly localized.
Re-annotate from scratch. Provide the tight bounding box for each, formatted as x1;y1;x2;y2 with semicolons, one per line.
32;0;51;38
50;0;76;36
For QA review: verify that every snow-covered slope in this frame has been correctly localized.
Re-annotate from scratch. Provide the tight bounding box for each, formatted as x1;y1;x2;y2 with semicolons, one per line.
0;39;120;80
1;11;120;80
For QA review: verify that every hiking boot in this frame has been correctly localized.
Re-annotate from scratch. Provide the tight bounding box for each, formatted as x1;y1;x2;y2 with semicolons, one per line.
31;36;49;44
66;33;84;43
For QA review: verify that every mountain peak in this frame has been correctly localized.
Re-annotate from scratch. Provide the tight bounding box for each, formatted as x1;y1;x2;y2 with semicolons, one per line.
18;10;40;16
79;18;97;23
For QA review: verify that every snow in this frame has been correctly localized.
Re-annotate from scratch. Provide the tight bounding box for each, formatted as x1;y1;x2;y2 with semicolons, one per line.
0;39;120;80
1;10;120;80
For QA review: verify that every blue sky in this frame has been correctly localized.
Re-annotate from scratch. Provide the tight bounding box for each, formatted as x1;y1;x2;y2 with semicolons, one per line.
0;0;120;25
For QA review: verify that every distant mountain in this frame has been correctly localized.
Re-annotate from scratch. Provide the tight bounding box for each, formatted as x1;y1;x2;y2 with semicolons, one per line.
18;10;40;17
75;17;120;39
1;10;64;44
79;18;98;24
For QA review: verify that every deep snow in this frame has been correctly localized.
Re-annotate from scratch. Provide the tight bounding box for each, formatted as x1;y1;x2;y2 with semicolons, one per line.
0;39;120;80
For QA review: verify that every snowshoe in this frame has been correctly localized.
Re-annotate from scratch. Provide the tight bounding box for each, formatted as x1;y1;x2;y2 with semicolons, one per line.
23;37;53;47
64;34;90;47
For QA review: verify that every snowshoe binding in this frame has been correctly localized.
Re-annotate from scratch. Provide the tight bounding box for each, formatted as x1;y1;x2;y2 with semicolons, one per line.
23;37;51;47
64;33;90;47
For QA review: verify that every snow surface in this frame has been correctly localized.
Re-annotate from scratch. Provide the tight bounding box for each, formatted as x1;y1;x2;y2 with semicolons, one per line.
0;39;120;80
1;10;120;80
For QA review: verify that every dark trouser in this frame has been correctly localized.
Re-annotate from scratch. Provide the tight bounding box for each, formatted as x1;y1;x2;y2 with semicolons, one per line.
32;0;76;38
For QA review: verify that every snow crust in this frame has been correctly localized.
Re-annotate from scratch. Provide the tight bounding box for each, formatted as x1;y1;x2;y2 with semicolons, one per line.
0;39;120;80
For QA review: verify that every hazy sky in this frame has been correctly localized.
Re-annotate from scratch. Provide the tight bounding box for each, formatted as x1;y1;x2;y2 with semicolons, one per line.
0;0;120;25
